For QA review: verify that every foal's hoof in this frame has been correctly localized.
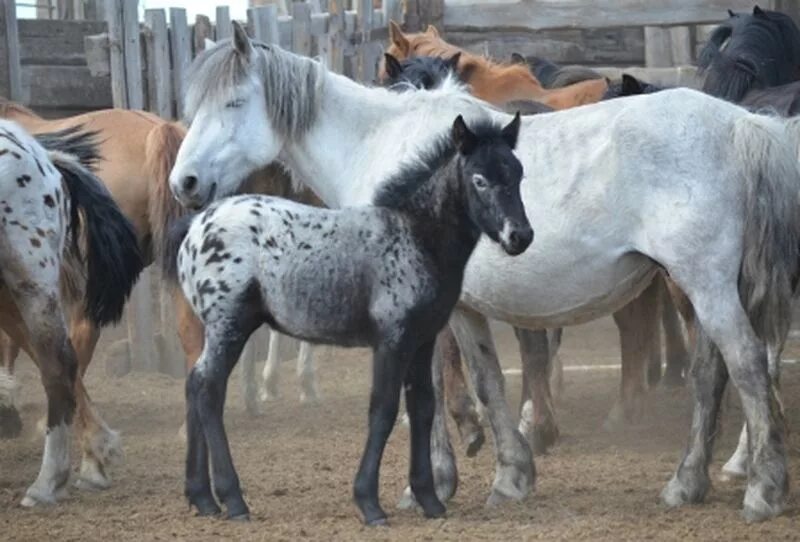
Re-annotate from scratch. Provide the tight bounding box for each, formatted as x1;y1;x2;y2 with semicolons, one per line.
227;512;250;522
531;423;559;456
660;474;707;508
397;487;417;510
190;498;222;517
0;405;22;439
365;516;389;527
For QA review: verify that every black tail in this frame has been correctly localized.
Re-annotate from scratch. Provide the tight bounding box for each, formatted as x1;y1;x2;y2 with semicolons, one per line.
35;126;103;170
50;154;144;326
161;213;194;286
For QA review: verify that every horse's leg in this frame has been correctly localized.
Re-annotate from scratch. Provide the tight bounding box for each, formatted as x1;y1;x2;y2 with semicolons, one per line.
661;276;689;387
606;279;659;428
259;330;283;402
398;329;458;509
548;328;564;398
449;307;534;506
0;329;22;438
173;289;203;441
440;325;484;456
353;341;412;525
186;325;252;520
296;341;319;404
515;327;559;455
662;284;787;522
403;340;447;518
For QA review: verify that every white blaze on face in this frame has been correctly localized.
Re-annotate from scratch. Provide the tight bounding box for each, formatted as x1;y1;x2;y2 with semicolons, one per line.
500;219;515;248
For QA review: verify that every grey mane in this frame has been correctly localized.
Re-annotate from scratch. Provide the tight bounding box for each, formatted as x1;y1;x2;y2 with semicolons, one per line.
183;39;322;140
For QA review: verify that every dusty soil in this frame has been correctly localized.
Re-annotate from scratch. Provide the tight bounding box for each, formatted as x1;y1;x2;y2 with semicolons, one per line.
2;317;800;541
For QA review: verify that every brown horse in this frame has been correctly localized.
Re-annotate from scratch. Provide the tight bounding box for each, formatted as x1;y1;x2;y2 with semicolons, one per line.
382;22;608;110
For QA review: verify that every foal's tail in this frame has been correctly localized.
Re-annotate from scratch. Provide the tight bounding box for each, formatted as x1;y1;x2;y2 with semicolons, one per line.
734;114;800;347
145;121;188;268
50;152;144;326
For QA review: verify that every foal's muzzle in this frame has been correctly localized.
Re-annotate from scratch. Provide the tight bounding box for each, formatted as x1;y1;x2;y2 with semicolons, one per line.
500;222;533;256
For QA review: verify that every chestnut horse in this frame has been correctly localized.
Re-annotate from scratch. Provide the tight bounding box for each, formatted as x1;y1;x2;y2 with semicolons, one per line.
381;22;608;110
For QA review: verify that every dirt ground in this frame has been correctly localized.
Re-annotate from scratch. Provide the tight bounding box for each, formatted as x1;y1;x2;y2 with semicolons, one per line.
2;316;800;541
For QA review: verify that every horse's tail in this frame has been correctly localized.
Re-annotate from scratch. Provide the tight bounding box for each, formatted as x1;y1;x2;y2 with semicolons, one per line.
161;213;194;286
49;152;144;326
144;121;188;268
734;114;800;347
35;125;102;170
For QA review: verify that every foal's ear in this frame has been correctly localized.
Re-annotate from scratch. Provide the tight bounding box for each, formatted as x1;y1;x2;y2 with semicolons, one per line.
753;5;766;17
389;21;410;55
452;115;478;155
232;20;253;58
425;24;440;38
621;74;644;96
510;52;526;65
447;52;462;71
384;53;403;79
502;112;521;149
727;8;736;17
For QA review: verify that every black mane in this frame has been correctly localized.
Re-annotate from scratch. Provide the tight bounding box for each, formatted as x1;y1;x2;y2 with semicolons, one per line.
373;118;507;209
698;7;800;101
35;125;103;171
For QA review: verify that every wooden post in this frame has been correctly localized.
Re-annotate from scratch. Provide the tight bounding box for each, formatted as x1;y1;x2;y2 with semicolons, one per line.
292;2;313;56
669;26;693;66
355;0;375;83
121;0;143;109
383;0;401;26
216;6;232;40
644;26;672;68
327;0;345;74
144;9;172;118
105;0;128;107
169;8;191;117
249;5;280;44
1;0;22;101
194;14;213;55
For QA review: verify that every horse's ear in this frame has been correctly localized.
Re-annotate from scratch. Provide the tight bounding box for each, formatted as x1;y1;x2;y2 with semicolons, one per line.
753;5;766;17
204;37;217;49
384;53;402;79
727;9;736;17
459;58;477;82
621;74;644;96
389;21;410;55
452;115;477;155
510;52;526;65
502;112;521;149
232;20;253;58
447;52;462;71
426;24;440;37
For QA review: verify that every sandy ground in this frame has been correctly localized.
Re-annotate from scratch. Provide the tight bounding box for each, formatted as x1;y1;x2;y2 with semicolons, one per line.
2;316;800;541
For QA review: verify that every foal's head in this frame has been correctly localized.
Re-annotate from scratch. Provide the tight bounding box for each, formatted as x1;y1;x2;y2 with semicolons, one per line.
603;74;666;100
453;114;531;255
383;53;462;91
169;21;320;210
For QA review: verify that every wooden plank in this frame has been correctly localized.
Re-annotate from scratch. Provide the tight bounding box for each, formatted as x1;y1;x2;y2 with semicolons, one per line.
594;65;701;89
216;6;232;40
248;5;280;44
121;0;143;109
104;0;127;107
644;26;671;68
383;0;402;26
292;2;313;56
193;14;213;55
23;64;112;109
144;9;172;119
327;0;345;73
669;25;693;66
84;33;111;77
126;270;158;373
1;0;22;101
443;0;755;31
18;20;107;66
169;8;191;117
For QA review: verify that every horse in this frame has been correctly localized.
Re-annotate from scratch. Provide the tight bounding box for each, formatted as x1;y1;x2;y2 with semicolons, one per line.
0;120;142;506
166;108;531;525
699;5;800;102
168;26;800;522
381;50;690;459
382;22;608;110
512;53;605;89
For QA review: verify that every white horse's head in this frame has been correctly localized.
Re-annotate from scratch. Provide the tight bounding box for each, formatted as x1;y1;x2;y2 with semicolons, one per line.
170;22;320;210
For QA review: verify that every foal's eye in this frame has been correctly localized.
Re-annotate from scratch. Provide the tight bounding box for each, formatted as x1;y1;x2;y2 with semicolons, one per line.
472;174;489;191
225;98;245;109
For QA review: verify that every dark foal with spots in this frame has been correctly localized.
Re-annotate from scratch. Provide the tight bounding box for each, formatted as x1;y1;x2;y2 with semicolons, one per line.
165;114;531;525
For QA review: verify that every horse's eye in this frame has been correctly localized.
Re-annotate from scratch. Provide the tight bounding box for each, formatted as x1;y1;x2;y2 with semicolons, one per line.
472;174;489;191
225;98;245;109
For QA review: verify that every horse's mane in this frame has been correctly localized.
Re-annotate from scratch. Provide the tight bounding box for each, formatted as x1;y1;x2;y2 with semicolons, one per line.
0;96;40;119
35;125;102;170
184;39;322;140
373;117;501;209
698;8;800;101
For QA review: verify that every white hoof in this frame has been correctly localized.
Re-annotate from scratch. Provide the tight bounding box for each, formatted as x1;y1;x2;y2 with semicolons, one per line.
397;486;418;510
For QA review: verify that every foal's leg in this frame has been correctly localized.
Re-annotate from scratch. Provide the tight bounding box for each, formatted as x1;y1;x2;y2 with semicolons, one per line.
660;277;689;387
0;330;22;438
296;341;319;404
449;307;534;506
515;327;559;454
353;342;413;525
260;330;284;401
440;325;484;456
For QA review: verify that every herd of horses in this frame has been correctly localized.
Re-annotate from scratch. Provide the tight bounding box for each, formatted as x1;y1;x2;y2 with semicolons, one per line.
2;4;800;527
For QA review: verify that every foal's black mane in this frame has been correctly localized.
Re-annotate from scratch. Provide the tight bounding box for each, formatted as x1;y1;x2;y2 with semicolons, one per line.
373;118;505;210
698;6;800;101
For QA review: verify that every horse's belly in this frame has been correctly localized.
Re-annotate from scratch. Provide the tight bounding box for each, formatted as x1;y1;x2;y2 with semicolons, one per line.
460;236;657;329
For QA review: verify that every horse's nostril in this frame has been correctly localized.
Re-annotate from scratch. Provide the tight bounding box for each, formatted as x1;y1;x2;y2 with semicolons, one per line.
183;175;198;192
509;231;520;245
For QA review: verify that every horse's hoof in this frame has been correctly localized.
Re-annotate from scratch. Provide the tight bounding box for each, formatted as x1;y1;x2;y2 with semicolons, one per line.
661;473;708;508
743;486;785;523
74;476;111;491
21;488;57;507
397;486;417;510
365;516;389;527
0;405;22;439
244;402;264;417
421;499;446;519
531;424;559;456
486;489;514;508
299;392;320;405
464;429;485;458
227;512;250;522
720;456;748;482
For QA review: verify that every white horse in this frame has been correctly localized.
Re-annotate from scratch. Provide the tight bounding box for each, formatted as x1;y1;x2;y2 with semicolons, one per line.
169;24;800;522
